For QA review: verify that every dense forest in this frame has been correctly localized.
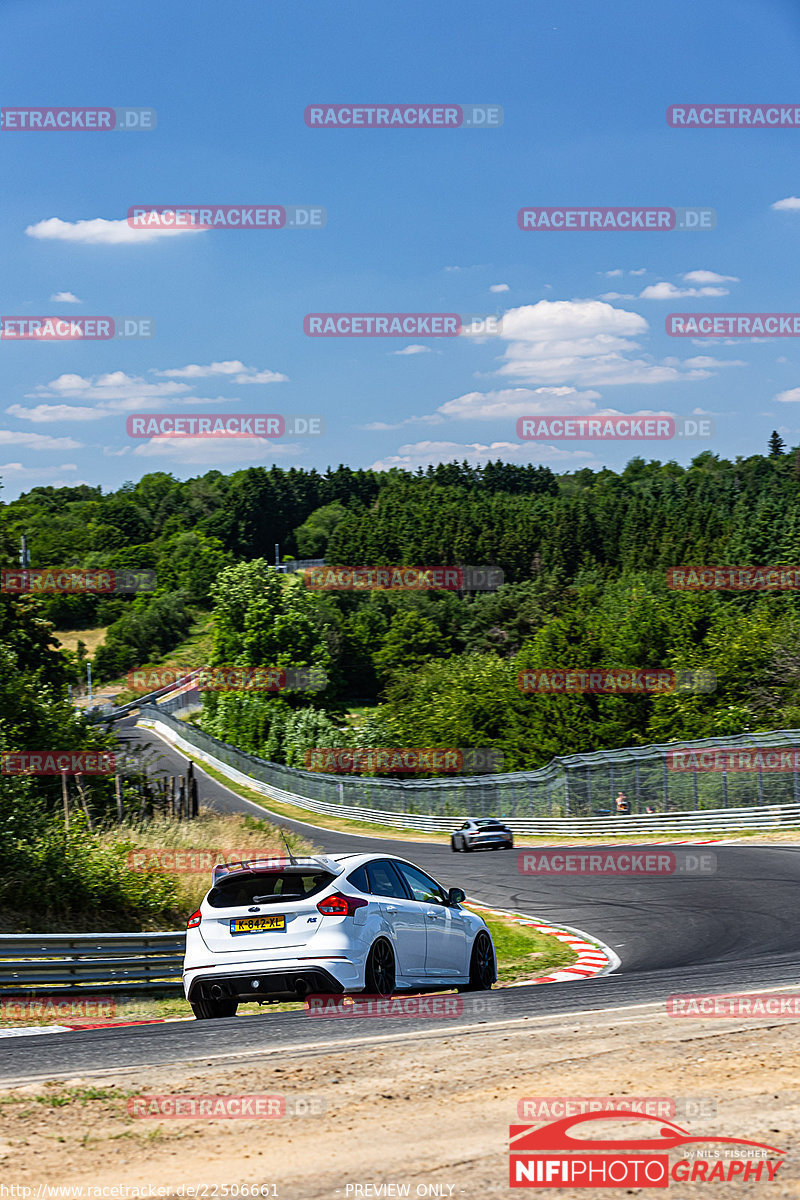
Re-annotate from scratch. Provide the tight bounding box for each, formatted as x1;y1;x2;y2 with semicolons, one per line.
3;441;800;782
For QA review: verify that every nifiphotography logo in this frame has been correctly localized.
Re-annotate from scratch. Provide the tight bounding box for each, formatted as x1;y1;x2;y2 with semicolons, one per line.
508;1112;785;1186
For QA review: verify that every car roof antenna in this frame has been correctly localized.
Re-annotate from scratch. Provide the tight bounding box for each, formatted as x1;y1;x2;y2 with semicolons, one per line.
280;829;298;865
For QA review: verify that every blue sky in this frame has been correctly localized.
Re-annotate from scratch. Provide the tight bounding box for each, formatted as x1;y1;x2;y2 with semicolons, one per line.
2;0;800;499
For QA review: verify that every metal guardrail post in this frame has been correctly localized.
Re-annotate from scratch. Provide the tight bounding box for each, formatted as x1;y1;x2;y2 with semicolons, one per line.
634;760;641;813
662;757;669;809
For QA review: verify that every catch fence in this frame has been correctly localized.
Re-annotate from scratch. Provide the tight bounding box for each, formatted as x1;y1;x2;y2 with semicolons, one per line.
137;706;800;823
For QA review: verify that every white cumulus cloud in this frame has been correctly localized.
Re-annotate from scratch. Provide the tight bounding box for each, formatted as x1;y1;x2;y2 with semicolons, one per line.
772;196;800;211
390;344;432;356
682;270;739;285
370;439;594;471
26;217;207;245
0;461;78;475
0;430;82;449
50;291;82;303
131;438;302;464
15;372;239;422
436;386;603;421
492;300;710;387
28;371;191;402
490;283;510;293
639;281;729;300
154;360;288;384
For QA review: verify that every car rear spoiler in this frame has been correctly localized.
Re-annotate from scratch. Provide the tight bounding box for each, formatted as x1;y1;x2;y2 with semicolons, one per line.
211;855;344;885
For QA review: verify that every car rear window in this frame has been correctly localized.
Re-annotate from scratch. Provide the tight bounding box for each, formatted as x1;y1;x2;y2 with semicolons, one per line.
346;865;369;893
207;871;334;908
475;819;503;827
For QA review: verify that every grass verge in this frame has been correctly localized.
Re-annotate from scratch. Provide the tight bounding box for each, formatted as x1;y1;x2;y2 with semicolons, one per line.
0;810;318;935
107;613;214;704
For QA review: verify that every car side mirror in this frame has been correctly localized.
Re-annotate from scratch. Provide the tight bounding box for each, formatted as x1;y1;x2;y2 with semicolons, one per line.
447;887;466;906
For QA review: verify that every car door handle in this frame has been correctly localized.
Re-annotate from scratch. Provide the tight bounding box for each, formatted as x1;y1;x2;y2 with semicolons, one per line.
426;910;441;920
384;905;398;913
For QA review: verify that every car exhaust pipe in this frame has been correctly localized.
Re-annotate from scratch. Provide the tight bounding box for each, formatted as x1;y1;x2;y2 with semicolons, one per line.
294;979;310;998
209;984;224;1000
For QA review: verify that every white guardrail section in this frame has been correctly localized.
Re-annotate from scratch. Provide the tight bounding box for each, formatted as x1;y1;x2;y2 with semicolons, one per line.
138;716;800;836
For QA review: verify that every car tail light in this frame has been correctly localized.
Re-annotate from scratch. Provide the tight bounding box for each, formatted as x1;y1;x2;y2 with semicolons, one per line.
187;909;202;929
316;892;368;916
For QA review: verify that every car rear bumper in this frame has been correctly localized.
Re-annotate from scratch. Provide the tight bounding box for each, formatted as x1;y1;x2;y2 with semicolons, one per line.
184;957;360;1002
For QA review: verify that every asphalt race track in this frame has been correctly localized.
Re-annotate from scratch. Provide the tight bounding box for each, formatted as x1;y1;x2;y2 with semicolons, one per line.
3;714;800;1085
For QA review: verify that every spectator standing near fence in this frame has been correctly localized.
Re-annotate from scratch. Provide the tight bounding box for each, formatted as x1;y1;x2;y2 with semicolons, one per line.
615;790;630;815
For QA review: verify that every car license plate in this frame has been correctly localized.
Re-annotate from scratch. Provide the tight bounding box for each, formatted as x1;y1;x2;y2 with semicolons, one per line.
230;914;286;934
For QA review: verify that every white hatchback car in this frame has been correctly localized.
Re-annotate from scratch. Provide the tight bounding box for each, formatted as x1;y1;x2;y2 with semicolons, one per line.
183;852;497;1018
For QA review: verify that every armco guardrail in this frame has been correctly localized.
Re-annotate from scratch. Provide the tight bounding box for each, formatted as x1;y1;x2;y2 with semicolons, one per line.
86;669;203;724
0;932;185;995
275;558;325;573
138;708;800;834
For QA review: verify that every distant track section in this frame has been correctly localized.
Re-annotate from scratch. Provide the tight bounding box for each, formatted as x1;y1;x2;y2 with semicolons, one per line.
139;712;800;836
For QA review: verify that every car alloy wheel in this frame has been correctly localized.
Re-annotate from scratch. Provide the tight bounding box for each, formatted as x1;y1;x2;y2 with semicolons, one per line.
460;931;495;991
364;938;396;995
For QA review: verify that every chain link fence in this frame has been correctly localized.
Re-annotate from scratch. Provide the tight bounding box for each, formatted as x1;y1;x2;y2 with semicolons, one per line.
137;705;800;819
